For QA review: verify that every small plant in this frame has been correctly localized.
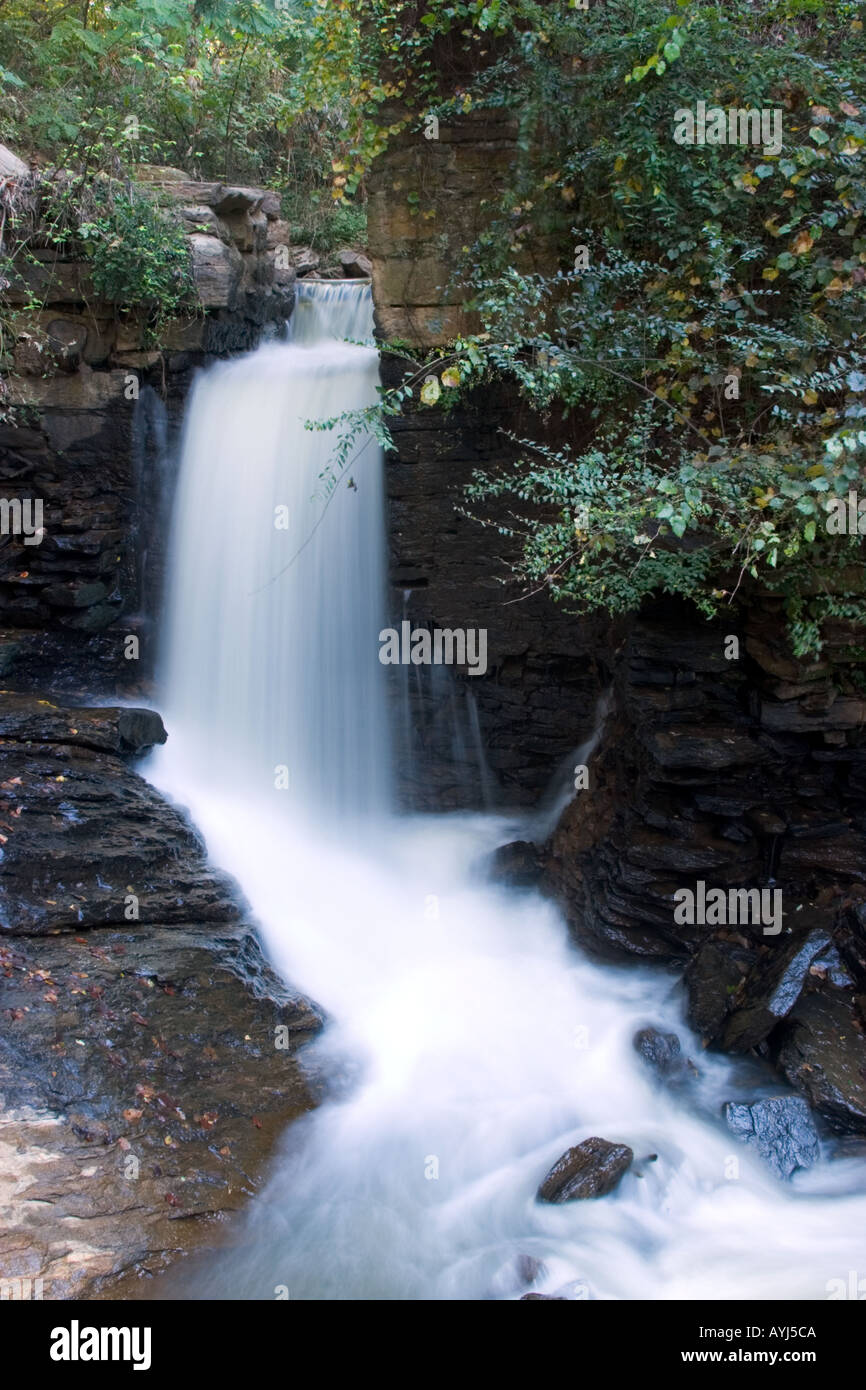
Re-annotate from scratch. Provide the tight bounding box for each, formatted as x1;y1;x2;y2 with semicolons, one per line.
74;184;193;333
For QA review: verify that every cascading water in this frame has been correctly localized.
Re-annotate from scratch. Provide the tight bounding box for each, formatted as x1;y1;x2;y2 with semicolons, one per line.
147;280;866;1301
156;279;389;823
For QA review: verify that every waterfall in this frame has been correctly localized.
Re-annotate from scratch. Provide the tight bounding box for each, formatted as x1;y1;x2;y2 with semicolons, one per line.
157;279;390;823
146;281;866;1302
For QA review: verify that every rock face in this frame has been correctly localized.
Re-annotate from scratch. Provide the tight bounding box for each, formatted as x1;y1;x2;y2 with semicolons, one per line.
537;1137;633;1203
537;600;866;1132
366;102;603;811
0;169;296;695
0;692;322;1296
777;989;866;1134
0;923;320;1297
0;695;239;934
724;1097;820;1181
377;359;607;809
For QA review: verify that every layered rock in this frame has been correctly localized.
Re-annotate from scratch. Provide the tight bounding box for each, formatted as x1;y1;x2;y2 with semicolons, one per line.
0;692;321;1296
541;598;866;1134
537;1137;634;1203
0;167;295;695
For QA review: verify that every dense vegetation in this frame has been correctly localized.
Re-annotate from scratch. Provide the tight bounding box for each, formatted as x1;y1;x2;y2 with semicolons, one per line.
340;0;866;657
2;0;865;653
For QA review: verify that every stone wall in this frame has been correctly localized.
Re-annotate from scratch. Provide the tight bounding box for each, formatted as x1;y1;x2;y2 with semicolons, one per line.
1;169;299;695
368;110;601;808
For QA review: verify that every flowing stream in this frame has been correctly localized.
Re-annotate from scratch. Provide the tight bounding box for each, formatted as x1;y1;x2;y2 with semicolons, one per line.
146;280;866;1301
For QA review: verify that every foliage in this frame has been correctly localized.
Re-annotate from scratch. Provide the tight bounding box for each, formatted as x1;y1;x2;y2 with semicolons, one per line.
1;174;194;364
0;0;367;235
314;0;866;657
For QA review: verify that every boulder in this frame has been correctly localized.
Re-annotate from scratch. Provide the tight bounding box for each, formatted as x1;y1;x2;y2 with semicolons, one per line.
339;248;373;278
537;1137;633;1203
685;938;757;1041
0;693;238;934
0;143;29;178
720;928;833;1053
179;205;224;236
0;923;320;1297
724;1096;820;1180
133;164;190;183
486;839;543;888
189;234;243;309
778;989;866;1134
633;1026;693;1081
291;246;320;277
213;185;263;215
266;218;292;251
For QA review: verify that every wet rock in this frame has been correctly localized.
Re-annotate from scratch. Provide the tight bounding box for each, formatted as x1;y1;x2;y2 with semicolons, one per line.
0;695;165;756
0;693;237;933
685;938;757;1042
633;1026;694;1081
487;839;543;888
720;928;833;1053
760;697;866;734
777;989;866;1134
780;834;866;881
0;923;321;1297
537;1137;633;1203
724;1096;820;1180
521;1293;567;1300
642;726;766;771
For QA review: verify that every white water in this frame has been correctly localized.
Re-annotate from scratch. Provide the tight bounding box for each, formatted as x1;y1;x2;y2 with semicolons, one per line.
148;282;866;1301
